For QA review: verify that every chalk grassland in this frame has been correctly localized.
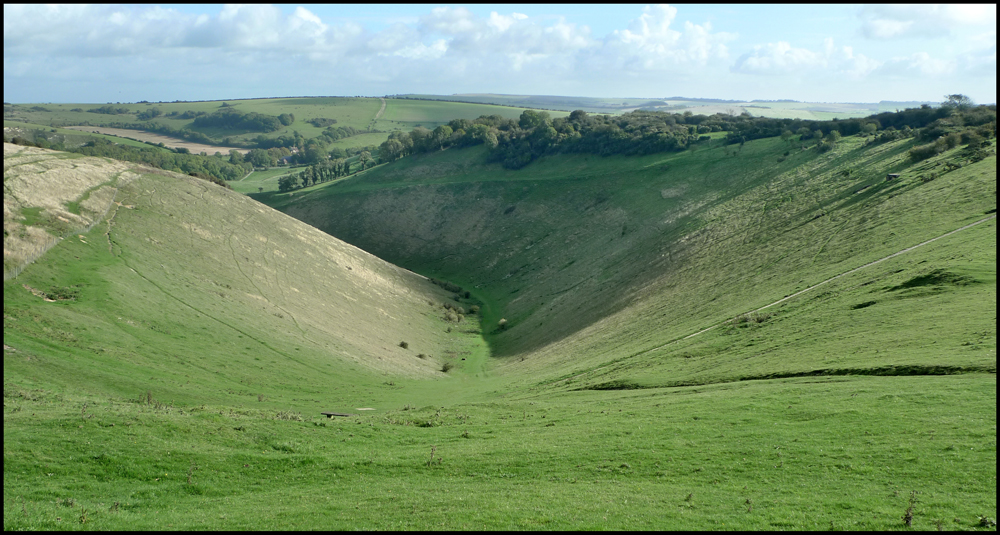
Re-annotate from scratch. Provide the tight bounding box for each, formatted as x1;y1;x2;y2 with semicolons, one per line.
4;146;481;391
269;134;996;386
3;135;995;530
3;143;140;279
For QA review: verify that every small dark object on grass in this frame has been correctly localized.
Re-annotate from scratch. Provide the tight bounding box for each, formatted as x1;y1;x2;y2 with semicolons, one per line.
441;362;454;373
399;341;408;349
903;491;917;527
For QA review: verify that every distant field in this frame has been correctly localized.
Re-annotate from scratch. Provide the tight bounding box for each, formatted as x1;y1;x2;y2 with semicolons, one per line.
63;126;250;155
4;121;171;152
379;98;570;131
230;167;298;194
398;94;929;120
6;97;573;150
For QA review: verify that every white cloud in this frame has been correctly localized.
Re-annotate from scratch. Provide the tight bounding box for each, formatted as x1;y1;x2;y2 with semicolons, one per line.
859;4;997;39
603;4;735;67
3;4;993;103
876;52;956;77
731;41;822;74
731;38;879;79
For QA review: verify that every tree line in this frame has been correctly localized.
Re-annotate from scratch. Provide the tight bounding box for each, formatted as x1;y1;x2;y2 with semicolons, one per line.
377;96;994;170
276;149;379;192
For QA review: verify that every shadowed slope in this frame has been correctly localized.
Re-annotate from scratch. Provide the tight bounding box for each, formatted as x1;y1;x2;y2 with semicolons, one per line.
267;136;995;387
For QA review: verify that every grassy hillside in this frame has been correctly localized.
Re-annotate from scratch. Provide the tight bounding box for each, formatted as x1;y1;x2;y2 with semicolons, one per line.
4;143;490;401
4;129;996;530
264;134;995;381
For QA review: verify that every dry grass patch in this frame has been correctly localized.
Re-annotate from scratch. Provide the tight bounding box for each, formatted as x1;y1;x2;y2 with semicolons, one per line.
4;143;137;278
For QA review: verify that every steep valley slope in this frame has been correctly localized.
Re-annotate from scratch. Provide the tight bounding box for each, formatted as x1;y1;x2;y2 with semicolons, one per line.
4;143;475;407
267;135;996;388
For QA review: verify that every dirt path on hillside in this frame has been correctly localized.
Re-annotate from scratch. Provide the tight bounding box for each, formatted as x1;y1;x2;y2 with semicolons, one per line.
555;213;997;384
368;98;386;131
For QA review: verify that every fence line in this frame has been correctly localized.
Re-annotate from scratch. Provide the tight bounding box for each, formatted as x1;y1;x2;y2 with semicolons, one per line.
4;181;126;281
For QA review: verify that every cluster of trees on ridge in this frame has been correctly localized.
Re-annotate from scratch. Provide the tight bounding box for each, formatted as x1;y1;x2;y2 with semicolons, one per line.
191;108;293;132
375;95;994;170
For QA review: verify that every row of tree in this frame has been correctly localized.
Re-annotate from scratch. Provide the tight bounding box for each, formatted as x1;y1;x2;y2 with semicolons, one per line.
276;153;373;192
376;96;994;170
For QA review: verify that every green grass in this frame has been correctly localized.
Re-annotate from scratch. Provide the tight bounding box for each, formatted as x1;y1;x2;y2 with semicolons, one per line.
263;135;995;371
4;133;996;529
3;375;994;530
377;99;569;132
230;167;298;194
6;97;571;151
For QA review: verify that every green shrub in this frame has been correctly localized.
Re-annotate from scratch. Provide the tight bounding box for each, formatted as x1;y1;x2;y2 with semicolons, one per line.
399;341;409;349
909;142;940;162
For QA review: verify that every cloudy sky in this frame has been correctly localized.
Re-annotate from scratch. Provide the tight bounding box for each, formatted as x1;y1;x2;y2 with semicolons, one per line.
4;4;995;104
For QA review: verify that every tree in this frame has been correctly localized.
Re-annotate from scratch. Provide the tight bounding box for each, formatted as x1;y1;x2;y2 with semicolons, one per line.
278;174;299;192
358;151;373;169
247;148;273;168
519;110;551;130
942;94;974;111
431;125;453;150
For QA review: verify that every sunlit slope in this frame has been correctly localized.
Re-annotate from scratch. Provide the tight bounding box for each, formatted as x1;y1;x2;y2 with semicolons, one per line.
4;144;134;278
268;136;995;385
4;145;467;408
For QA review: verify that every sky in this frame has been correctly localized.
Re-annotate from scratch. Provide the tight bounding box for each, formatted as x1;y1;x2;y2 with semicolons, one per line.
3;4;996;104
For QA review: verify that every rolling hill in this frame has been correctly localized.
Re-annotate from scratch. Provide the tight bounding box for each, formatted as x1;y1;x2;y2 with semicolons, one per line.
3;115;995;530
263;132;995;388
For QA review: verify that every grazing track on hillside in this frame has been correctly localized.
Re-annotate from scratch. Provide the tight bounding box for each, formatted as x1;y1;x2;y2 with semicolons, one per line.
674;213;996;344
556;213;996;384
369;97;387;131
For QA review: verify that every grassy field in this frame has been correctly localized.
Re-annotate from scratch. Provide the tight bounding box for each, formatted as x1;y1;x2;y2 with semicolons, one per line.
4;125;996;530
4;374;993;530
397;94;911;119
5;97;571;154
377;99;569;132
